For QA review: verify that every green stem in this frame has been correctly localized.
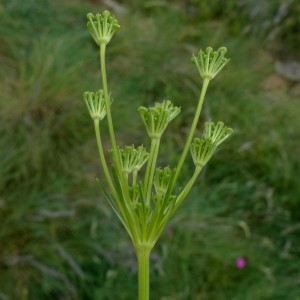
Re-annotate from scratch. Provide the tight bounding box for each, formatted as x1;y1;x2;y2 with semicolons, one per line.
123;171;129;183
132;170;138;186
94;120;139;244
99;44;120;170
144;137;160;207
94;119;117;199
99;43;130;199
174;166;202;211
137;246;151;300
147;165;202;245
172;78;210;190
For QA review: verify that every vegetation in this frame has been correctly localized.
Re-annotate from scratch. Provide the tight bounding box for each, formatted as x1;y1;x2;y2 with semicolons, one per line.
0;0;299;299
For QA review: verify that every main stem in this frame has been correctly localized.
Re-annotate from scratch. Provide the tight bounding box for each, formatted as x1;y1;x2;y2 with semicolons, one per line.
137;247;151;300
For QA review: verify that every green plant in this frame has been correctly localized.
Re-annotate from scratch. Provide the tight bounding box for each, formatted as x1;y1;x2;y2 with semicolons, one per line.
82;10;232;299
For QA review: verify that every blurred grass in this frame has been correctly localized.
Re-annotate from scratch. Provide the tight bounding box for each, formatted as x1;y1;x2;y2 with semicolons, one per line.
0;0;300;299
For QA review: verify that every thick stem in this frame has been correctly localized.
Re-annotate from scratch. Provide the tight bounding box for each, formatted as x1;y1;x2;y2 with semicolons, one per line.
132;170;138;186
137;247;151;300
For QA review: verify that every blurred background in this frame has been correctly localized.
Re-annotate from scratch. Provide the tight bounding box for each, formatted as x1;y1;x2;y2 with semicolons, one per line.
0;0;300;299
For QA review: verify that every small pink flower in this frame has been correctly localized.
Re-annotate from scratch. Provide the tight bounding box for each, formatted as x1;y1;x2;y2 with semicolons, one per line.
236;257;247;269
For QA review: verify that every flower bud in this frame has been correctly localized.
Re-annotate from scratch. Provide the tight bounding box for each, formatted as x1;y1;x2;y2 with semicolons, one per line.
192;47;229;80
203;121;233;146
138;100;180;139
190;137;217;168
87;10;120;46
115;145;149;176
83;90;107;121
153;167;173;195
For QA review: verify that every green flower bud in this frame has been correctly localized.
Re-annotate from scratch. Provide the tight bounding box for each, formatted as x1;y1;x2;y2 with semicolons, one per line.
190;137;217;168
138;100;181;139
192;47;229;80
87;10;120;46
153;167;173;195
203;121;233;146
128;184;141;208
115;145;149;176
83;90;106;121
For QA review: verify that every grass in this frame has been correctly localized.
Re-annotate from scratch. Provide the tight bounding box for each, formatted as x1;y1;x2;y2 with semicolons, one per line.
0;0;300;299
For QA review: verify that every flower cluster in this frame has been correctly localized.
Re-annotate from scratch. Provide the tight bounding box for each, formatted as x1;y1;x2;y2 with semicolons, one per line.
87;11;120;46
83;90;107;121
190;137;216;168
203;121;233;146
190;121;233;168
115;145;149;178
192;47;229;80
153;167;173;195
138;100;181;139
